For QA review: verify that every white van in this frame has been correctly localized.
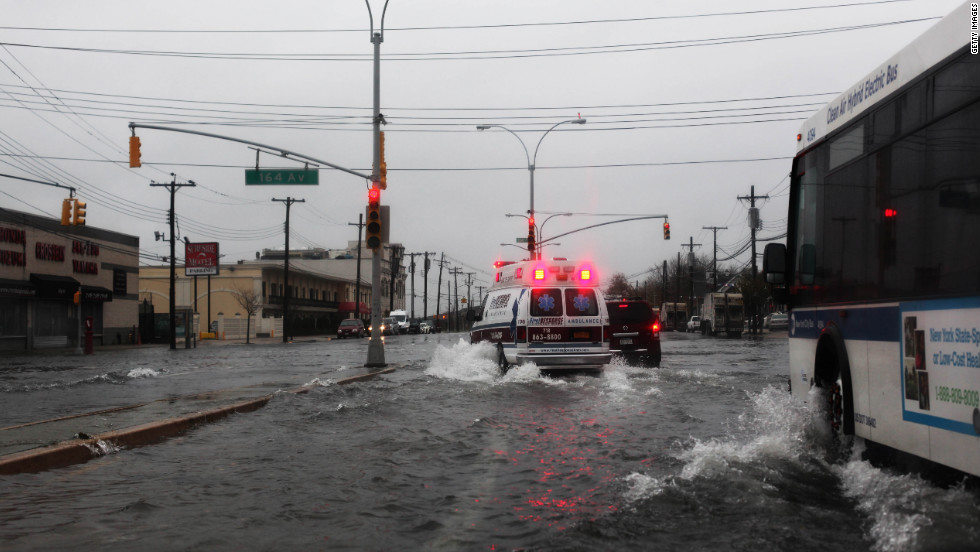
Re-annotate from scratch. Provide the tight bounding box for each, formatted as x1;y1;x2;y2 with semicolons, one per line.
389;309;409;334
469;259;612;371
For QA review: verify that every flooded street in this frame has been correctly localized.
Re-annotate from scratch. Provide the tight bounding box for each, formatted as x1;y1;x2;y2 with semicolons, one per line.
2;333;978;551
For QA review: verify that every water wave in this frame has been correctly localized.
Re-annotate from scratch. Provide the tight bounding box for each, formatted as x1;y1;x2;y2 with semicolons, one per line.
836;456;980;552
126;367;159;378
425;339;547;384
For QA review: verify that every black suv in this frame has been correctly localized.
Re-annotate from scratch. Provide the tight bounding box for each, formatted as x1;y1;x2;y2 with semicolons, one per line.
606;298;662;367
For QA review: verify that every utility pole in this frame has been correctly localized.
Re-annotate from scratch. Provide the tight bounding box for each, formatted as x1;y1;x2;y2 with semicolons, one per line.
702;226;728;292
738;185;770;333
435;253;445;332
681;237;701;318
464;271;475;328
676;252;681;306
406;252;421;319
446;278;453;331
450;267;463;333
151;175;195;350
423;252;432;320
273;197;304;343
389;245;402;313
348;214;364;319
738;185;770;279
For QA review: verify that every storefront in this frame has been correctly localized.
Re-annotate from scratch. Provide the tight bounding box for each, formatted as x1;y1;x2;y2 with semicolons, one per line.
0;208;138;351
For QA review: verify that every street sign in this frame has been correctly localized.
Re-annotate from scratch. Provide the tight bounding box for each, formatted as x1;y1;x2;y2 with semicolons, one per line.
516;237;528;243
245;169;319;185
185;242;220;276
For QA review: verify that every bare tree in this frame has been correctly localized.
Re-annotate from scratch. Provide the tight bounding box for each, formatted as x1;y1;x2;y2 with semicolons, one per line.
232;286;261;344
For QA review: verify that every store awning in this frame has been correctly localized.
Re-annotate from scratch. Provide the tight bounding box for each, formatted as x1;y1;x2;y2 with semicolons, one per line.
0;278;36;298
29;274;79;300
338;301;370;316
81;285;113;302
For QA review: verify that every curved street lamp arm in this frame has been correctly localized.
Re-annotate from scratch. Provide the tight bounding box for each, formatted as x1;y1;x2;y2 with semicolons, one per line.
532;119;586;165
477;125;530;167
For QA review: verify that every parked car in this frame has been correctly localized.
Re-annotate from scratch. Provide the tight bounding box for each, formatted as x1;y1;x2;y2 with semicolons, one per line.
768;312;789;331
606;298;661;367
686;316;701;333
419;321;432;334
408;319;421;334
383;316;398;335
337;319;366;339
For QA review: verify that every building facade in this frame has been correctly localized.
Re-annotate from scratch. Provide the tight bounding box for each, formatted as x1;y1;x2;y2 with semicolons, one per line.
0;208;139;350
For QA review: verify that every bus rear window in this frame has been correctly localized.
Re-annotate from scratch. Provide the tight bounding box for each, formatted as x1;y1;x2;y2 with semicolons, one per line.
530;288;563;317
564;289;599;316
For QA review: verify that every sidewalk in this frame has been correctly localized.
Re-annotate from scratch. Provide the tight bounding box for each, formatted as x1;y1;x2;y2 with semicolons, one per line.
0;366;395;475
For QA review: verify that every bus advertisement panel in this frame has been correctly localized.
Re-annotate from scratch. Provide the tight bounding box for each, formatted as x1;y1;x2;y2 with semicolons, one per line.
900;298;980;436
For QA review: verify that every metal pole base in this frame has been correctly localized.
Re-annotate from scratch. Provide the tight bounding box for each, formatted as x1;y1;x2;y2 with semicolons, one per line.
365;337;386;367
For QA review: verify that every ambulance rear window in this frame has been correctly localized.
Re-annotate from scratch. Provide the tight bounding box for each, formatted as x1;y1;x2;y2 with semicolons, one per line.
564;289;599;316
530;288;563;316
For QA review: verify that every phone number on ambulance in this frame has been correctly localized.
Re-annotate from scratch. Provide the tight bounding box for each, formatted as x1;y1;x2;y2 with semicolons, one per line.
935;386;980;408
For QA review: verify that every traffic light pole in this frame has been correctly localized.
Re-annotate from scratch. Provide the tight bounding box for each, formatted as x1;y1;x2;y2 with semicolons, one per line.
365;1;389;367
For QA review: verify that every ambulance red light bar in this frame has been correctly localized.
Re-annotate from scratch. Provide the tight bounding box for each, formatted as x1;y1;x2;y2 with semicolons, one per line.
533;267;546;280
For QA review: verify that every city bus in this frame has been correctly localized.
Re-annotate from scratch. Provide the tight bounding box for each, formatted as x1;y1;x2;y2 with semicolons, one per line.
763;2;979;478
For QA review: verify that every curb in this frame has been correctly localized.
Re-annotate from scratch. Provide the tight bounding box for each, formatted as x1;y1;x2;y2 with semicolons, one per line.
0;367;396;475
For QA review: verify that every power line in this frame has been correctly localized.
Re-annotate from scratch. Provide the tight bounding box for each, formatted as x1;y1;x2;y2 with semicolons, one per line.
0;2;916;34
0;18;940;62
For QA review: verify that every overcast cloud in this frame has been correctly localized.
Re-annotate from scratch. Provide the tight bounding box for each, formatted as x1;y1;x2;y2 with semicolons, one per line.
0;0;964;312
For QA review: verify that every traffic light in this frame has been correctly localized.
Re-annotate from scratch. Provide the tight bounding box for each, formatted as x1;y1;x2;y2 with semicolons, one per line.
73;290;81;305
366;185;382;251
663;221;670;240
379;131;387;190
72;198;86;226
61;198;72;226
129;135;141;167
527;217;536;259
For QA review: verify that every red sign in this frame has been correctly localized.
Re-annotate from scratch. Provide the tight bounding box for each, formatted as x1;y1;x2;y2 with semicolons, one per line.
185;242;219;276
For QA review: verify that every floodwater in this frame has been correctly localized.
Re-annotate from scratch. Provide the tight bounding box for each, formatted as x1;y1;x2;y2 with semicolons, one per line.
1;333;978;551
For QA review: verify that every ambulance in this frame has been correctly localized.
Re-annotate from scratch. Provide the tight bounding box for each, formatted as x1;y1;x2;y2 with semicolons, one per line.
469;259;612;371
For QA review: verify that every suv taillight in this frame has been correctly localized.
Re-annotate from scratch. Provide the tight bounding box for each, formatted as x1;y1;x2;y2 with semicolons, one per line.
652;320;660;334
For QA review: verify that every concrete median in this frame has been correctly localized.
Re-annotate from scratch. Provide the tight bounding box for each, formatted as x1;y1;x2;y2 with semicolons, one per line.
0;367;396;475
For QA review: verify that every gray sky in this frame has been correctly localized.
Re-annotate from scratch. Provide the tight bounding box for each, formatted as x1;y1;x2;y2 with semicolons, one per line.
0;0;964;311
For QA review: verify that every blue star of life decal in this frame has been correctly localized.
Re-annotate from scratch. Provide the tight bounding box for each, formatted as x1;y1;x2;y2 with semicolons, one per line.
537;293;556;312
573;294;591;312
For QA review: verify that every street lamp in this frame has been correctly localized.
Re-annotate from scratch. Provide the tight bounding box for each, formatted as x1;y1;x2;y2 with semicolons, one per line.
477;119;586;260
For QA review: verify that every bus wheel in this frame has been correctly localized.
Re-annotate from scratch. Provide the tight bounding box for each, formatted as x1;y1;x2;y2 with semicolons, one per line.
815;332;854;461
496;343;509;373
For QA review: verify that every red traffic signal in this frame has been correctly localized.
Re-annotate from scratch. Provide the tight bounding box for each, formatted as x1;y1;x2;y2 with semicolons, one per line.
366;185;382;251
663;221;670;240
